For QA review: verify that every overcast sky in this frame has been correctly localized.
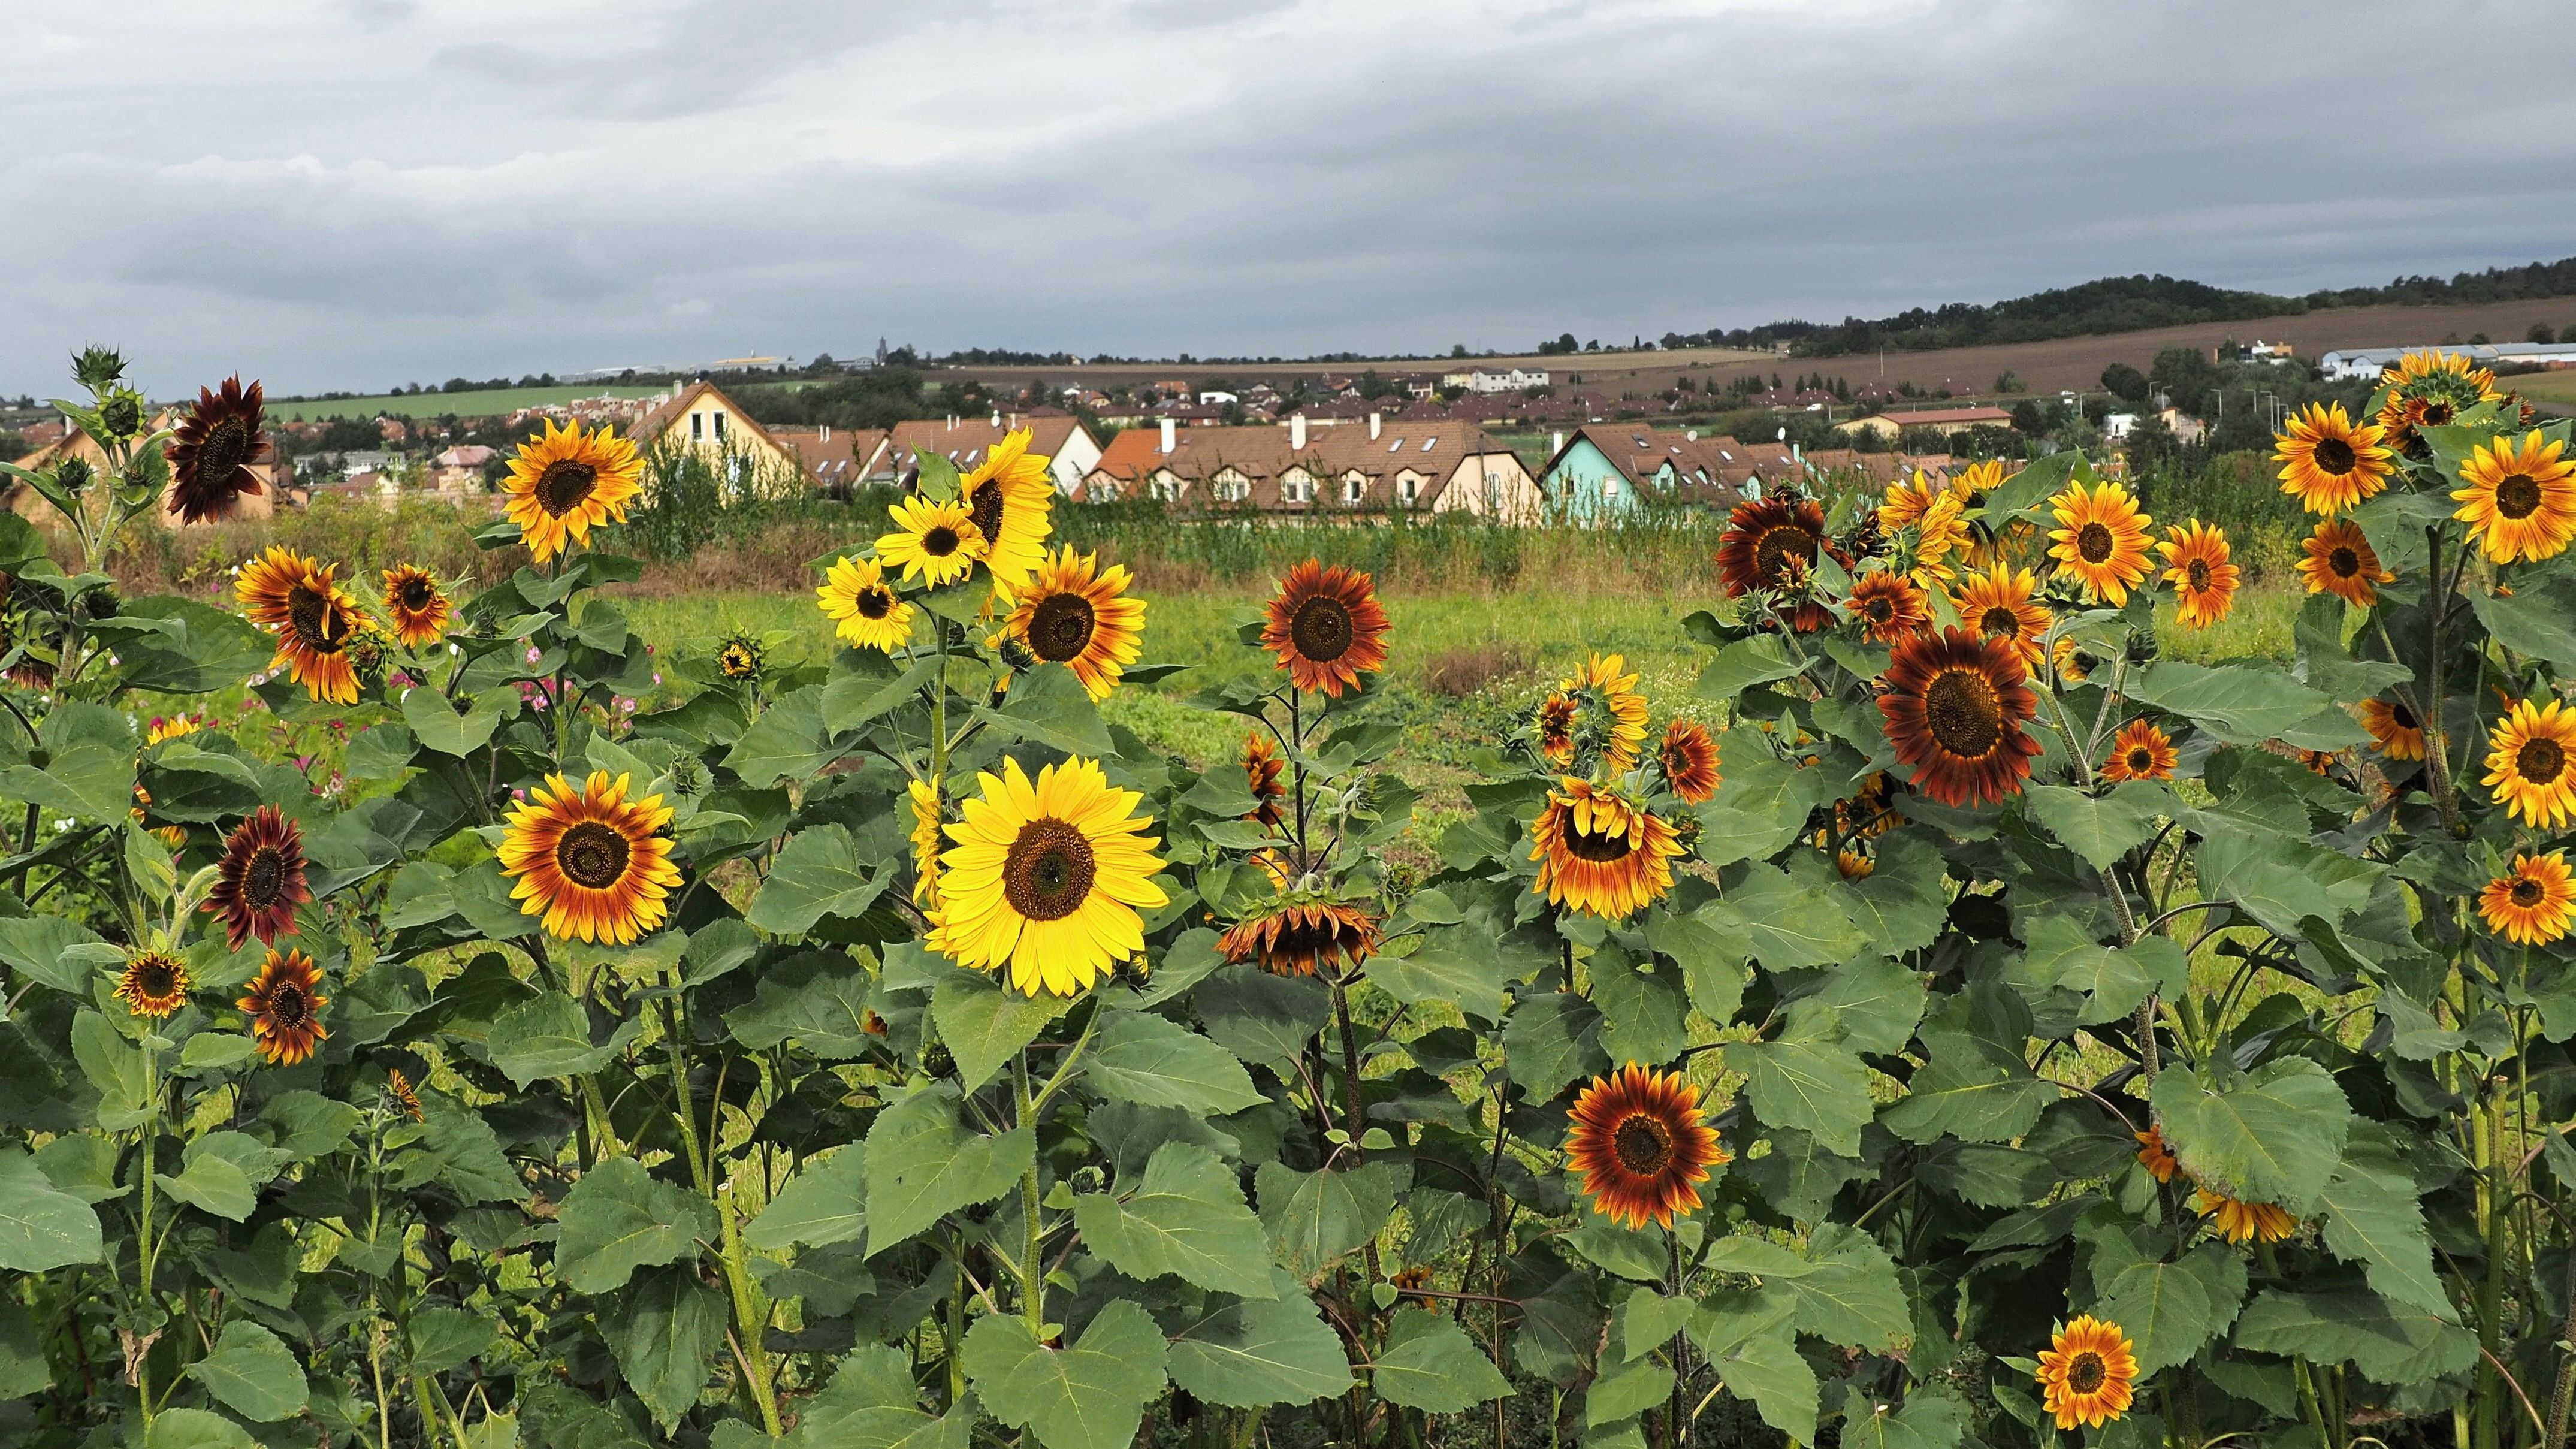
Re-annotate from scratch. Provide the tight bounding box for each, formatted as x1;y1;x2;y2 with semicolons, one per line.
7;0;2574;397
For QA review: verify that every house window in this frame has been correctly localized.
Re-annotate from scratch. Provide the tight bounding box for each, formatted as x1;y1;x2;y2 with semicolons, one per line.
1399;476;1419;506
690;412;704;440
1284;474;1310;504
714;413;727;442
1345;475;1366;505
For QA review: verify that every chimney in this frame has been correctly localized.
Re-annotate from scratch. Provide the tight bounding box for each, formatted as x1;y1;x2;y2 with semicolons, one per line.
991;410;1001;427
820;425;831;442
1290;414;1307;450
1159;418;1177;454
1685;430;1698;441
1368;412;1382;440
1551;430;1564;455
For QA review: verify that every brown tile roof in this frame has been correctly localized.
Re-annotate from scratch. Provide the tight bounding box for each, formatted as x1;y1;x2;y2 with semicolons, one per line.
628;380;817;485
1086;421;1514;511
866;416;1094;482
768;427;865;490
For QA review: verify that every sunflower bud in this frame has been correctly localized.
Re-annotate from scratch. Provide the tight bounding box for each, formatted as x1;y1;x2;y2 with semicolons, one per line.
71;345;127;391
344;631;389;689
75;584;119;622
921;1042;955;1080
54;458;93;496
716;631;765;683
667;754;708;798
2125;627;2157;666
98;390;144;440
995;634;1038;672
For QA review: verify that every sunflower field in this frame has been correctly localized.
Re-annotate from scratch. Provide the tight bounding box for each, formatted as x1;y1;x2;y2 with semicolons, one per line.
0;344;2572;1449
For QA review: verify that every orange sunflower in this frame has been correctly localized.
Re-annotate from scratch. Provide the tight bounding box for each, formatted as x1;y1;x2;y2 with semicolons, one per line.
1218;896;1379;978
2452;428;2576;564
1952;563;2051;671
239;947;329;1066
235;545;366;704
1539;653;1651;773
2271;402;2392;515
203;805;310;949
2376;349;2502;458
1657;719;1722;804
2101;719;2176;783
1529;778;1684;920
1846;570;1929;644
1716;495;1840;632
1877;469;1952;530
2297;518;2393;606
2480;851;2576;946
1565;1064;1726;1230
386;1067;427;1123
2036;1315;2138;1430
2134;1125;2179;1183
1261;560;1391;697
2195;1190;2299;1244
113;948;191;1021
167;376;271;524
2046;480;2154;605
2485;699;2576;830
380;566;453;650
499;419;644;563
1878;627;2042;808
497;771;682;944
999;545;1147;701
1243;731;1287;828
2357;698;2425;760
2157;520;2238;628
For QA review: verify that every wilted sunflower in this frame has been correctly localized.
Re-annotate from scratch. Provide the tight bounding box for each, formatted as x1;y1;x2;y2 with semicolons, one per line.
235;545;364;704
2156;520;2239;628
877;497;985;587
2036;1315;2137;1430
379;566;453;650
167;376;271;523
2358;698;2425;760
1000;545;1146;701
2134;1125;2179;1183
717;630;764;683
2270;402;2391;516
1952;563;2051;671
1219;896;1379;977
1540;653;1651;773
1242;732;1287;828
1565;1064;1725;1230
1529;778;1683;920
2297;518;2393;606
2101;719;2176;783
908;776;943;908
2051;636;2098;685
500;419;644;563
2481;851;2576;946
1879;627;2042;808
2046;480;2154;605
385;1067;427;1123
818;555;916;652
1657;719;1721;804
960;429;1058;588
1260;560;1391;696
2452;428;2576;564
203;805;310;949
2194;1189;2298;1244
113;948;191;1021
2376;349;2502;457
929;756;1169;998
1846;570;1929;643
2486;699;2576;829
1716;495;1837;631
239;947;329;1066
497;771;682;944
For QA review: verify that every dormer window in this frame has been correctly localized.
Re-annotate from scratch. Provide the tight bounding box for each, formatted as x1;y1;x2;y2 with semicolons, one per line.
1345;475;1366;505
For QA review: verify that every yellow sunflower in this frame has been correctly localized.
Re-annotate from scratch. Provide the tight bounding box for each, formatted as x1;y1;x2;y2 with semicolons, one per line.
2046;480;2154;605
2297;518;2393;606
500;419;643;563
2272;402;2393;515
2194;1189;2299;1244
1877;469;1960;530
2485;699;2576;829
1529;778;1683;920
999;545;1147;701
235;544;366;704
909;775;943;908
497;772;682;944
817;555;916;652
2452;428;2576;564
2156;520;2239;629
2376;349;2502;457
2481;851;2576;946
2357;698;2425;760
929;756;1168;998
1541;653;1651;774
960;429;1058;588
1952;563;2051;671
2036;1315;2137;1430
380;566;453;650
113;947;191;1021
877;497;986;587
1910;487;1970;591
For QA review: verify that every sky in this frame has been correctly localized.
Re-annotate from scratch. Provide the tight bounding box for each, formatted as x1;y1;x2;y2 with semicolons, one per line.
6;0;2575;398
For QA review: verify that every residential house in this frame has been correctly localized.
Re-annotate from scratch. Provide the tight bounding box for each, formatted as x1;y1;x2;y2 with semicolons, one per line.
627;379;819;499
851;415;1105;496
1835;405;2016;440
767;426;865;496
2320;340;2576;381
1535;425;1763;522
1082;413;1542;524
428;445;496;491
1439;367;1550;394
8;413;283;525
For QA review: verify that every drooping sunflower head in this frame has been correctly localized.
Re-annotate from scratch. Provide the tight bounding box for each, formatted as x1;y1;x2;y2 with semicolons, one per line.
1846;570;1929;644
1835;771;1901;842
1540;653;1651;774
1566;1063;1726;1230
818;555;916;652
501;419;644;563
203;805;310;950
2051;635;2099;686
167;376;271;524
1716;495;1837;630
929;756;1170;998
497;771;682;944
146;716;204;747
2451;428;2576;566
2134;1125;2179;1183
2046;479;2154;605
1534;692;1580;766
876;496;986;588
1242;731;1287;828
235;544;363;704
1879;627;2043;809
2271;402;2392;516
2481;850;2576;947
1001;545;1147;702
2357;697;2425;761
2377;349;2502;457
2101;718;2177;783
2193;1189;2299;1245
378;565;454;650
386;1067;427;1123
716;630;765;683
1833;838;1875;879
1909;487;1971;591
1218;895;1380;979
961;429;1058;588
1260;559;1391;697
2486;699;2576;831
239;947;329;1066
2156;520;2239;629
2297;518;2393;606
1877;469;1948;530
1950;458;2009;503
1656;719;1722;804
1529;777;1684;920
114;947;191;1021
2036;1315;2138;1430
1952;562;2050;671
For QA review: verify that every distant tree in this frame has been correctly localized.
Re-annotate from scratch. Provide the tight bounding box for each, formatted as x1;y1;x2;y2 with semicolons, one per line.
2011;399;2047;434
1451;344;1469;358
1994;370;2024;393
2531;324;2557;345
2100;363;2151;403
2148;347;2224;419
2122;409;2181;472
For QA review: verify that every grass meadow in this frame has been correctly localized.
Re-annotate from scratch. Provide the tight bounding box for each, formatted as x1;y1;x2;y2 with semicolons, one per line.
264;382;670;422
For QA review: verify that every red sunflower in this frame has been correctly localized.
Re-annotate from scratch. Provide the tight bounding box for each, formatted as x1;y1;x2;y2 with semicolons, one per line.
167;376;271;523
1716;496;1840;632
202;805;310;949
1261;560;1391;696
1878;627;2042;808
1566;1064;1727;1230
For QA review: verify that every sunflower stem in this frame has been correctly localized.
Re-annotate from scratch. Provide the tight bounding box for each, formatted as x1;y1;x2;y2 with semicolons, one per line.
2422;526;2467;838
1017;1050;1048;1335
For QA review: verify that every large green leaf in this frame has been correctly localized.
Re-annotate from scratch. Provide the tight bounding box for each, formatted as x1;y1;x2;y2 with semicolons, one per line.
1840;1387;1964;1449
1695;635;1804;703
402;687;508;757
1086;1010;1264;1113
2151;1056;2352;1213
606;1265;724;1433
1695;1290;1817;1445
1692;751;1829;870
724;951;880;1059
486;991;641;1088
2232;1287;2476;1385
1780;1224;1908;1352
1590;947;1690;1067
0;1298;48;1398
822;654;942;734
1586;1359;1674;1427
1725;1031;1871;1155
1785;955;1925;1057
1701;863;1867;972
2024;782;2170;871
1843;832;1950;958
0;914;117;994
2091;1239;2242;1375
554;1158;717;1293
110;597;269;695
1166;1294;1356;1408
1882;993;2052;1145
1073;1142;1275;1297
1504;991;1608;1101
0;1148;103;1270
2314;1149;2448;1315
2194;823;2383;939
1369;1306;1511;1412
746;1147;869;1252
2469;569;2576;672
1255;1161;1402;1281
930;968;1065;1092
2128;663;2361;747
0;703;132;819
862;1088;1034;1254
748;826;889;934
964;1299;1167;1449
143;1408;258;1449
183;1320;306;1422
2012;916;2187;1027
724;684;841;785
975;663;1113;757
1368;932;1511;1024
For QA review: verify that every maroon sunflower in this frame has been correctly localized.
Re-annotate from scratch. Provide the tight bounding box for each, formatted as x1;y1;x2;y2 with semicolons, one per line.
1242;731;1287;829
1260;560;1391;696
1218;896;1379;977
1566;1063;1727;1230
167;376;271;523
202;805;310;949
238;947;328;1066
1716;496;1839;631
1657;719;1722;804
1846;570;1929;643
1878;627;2042;808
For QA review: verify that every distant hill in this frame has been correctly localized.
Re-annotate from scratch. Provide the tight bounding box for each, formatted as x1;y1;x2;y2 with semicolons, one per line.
1659;255;2576;360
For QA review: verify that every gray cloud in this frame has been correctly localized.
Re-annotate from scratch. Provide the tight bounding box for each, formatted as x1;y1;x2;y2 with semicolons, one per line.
5;0;2573;396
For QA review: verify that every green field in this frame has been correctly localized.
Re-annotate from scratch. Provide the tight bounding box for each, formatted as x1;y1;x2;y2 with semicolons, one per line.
264;383;670;422
2505;366;2576;413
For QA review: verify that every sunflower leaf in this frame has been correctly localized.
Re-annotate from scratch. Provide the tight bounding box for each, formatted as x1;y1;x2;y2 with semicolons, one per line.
976;663;1112;757
862;1086;1034;1255
1073;1141;1276;1297
1086;1009;1264;1113
1166;1293;1356;1408
964;1299;1167;1449
1368;1306;1512;1413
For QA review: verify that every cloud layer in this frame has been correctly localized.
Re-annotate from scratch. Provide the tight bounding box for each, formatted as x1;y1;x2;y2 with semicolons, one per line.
7;0;2574;395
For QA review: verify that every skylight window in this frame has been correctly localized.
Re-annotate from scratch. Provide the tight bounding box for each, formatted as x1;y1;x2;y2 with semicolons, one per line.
1420;437;1436;451
1388;439;1404;452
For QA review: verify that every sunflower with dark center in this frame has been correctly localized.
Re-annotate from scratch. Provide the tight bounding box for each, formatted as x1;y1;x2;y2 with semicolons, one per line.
1657;719;1722;804
1846;570;1929;644
1218;895;1379;978
2357;698;2425;760
928;756;1168;998
1529;778;1684;920
166;376;271;523
2453;428;2576;564
2194;1189;2299;1244
1260;559;1391;697
1242;732;1287;829
114;948;191;1021
1949;562;2051;671
1716;495;1841;631
1000;545;1147;701
2486;699;2576;830
2036;1315;2137;1430
1533;693;1578;766
2271;402;2392;515
240;947;330;1066
717;631;765;683
2480;850;2576;946
2156;520;2239;628
817;555;915;652
2297;518;2393;606
235;544;365;704
498;771;682;944
379;564;453;650
2046;479;2154;605
1879;627;2043;808
385;1067;427;1122
959;428;1059;588
203;805;311;949
877;496;986;588
2134;1125;2180;1183
2376;349;2502;458
1565;1064;1726;1230
2100;719;2177;783
500;418;643;563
